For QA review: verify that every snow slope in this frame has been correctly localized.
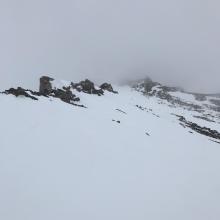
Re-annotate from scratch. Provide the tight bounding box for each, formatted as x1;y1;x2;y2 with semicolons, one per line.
0;82;220;220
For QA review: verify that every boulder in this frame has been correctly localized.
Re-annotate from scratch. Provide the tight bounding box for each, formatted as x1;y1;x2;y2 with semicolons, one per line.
100;83;118;94
71;79;104;96
80;79;94;93
52;88;80;104
39;76;54;95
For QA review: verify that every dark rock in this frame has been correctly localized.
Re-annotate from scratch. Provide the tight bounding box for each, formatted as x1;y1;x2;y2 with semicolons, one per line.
27;90;43;97
63;86;71;91
112;119;121;124
51;88;80;104
4;87;38;100
133;77;183;94
73;97;80;102
100;83;118;94
132;77;205;113
39;76;54;95
3;78;85;108
116;109;127;114
142;77;159;93
156;90;173;101
136;105;146;111
71;79;104;96
176;115;220;140
135;77;159;93
51;88;85;107
80;79;94;93
71;82;82;92
91;88;104;96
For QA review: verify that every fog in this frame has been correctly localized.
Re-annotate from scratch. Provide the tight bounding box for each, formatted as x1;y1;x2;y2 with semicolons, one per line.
0;0;220;93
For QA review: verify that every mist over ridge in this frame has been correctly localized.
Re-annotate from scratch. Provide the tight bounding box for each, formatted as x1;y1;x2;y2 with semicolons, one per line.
1;0;220;93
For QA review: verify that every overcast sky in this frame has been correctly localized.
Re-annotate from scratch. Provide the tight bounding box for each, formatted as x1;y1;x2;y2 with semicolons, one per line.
0;0;219;92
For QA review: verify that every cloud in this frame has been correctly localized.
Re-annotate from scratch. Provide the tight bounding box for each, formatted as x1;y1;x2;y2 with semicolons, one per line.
0;0;220;93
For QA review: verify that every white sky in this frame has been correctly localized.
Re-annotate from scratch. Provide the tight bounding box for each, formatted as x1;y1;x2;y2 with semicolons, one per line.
0;0;220;92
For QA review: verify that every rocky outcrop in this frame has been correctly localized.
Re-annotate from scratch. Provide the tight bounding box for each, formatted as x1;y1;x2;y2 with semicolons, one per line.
4;87;38;100
155;90;173;102
134;77;183;95
133;77;159;94
70;79;119;95
71;79;104;96
3;77;116;107
38;76;83;106
3;76;84;107
100;83;118;94
176;115;220;140
39;76;54;95
51;88;80;104
132;77;205;112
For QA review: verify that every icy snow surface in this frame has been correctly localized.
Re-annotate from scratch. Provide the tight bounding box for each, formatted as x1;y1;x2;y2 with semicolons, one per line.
0;85;220;220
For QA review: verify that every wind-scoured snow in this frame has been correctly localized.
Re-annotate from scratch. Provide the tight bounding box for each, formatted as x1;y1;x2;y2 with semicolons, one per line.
0;83;220;220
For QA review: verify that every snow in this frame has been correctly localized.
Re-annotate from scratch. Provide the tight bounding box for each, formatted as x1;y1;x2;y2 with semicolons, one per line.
169;91;198;103
0;85;220;220
52;79;71;89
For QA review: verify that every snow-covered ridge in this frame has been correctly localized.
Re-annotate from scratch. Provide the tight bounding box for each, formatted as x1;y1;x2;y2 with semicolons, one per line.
1;76;220;140
132;77;220;122
0;76;220;220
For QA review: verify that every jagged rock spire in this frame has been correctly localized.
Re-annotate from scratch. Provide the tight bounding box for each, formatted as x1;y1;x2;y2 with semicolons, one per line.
39;76;54;95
